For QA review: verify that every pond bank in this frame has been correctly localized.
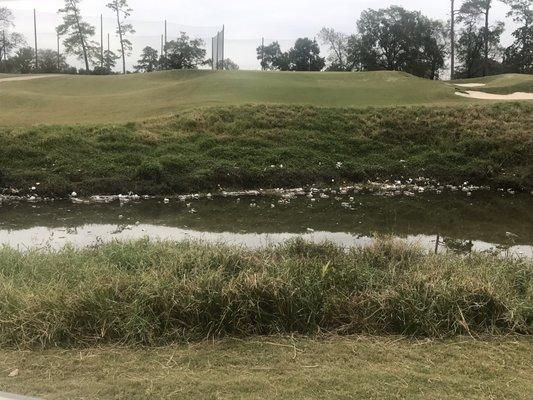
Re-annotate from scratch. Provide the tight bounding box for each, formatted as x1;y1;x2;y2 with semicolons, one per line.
1;103;532;196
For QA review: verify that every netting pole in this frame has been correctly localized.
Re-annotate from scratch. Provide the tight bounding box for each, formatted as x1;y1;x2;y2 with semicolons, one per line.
211;36;215;70
261;37;264;70
107;33;110;69
1;30;5;73
450;0;455;80
34;9;38;70
57;31;60;71
100;14;104;68
164;20;167;55
221;25;225;69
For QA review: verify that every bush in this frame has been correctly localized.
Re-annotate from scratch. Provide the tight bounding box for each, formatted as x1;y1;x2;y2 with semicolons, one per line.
136;160;163;181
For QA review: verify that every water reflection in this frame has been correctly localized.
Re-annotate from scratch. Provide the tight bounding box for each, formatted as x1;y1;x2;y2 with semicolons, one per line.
0;192;531;256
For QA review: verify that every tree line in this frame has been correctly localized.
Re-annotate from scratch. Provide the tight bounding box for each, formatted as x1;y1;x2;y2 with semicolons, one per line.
1;1;532;78
258;0;531;78
0;0;238;75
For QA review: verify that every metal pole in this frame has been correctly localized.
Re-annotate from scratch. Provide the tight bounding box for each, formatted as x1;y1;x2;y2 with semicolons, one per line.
164;20;167;54
106;33;110;68
261;37;264;70
57;31;60;71
450;0;455;80
34;9;38;70
101;14;104;67
212;36;215;70
221;25;225;68
1;30;5;73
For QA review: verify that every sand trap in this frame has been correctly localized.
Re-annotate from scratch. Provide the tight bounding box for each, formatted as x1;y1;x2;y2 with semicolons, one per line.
0;75;58;84
455;90;533;100
454;83;486;88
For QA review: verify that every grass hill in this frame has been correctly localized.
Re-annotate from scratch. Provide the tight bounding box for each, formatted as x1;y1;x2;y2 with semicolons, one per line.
0;70;475;125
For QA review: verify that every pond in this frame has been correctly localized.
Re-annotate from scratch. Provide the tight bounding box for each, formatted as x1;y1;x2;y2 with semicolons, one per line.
0;190;532;256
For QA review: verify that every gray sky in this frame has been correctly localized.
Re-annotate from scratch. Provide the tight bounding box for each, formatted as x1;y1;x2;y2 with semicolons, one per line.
2;0;517;70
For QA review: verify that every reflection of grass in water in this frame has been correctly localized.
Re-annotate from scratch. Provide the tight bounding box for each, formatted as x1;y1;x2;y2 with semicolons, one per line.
0;238;530;348
443;238;474;254
1;192;532;245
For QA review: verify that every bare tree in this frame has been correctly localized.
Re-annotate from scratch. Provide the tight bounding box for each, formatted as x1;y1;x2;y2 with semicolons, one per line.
0;6;14;29
318;27;351;71
107;0;135;74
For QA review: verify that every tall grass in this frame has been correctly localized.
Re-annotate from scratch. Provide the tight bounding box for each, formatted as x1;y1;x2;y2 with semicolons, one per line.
0;239;531;348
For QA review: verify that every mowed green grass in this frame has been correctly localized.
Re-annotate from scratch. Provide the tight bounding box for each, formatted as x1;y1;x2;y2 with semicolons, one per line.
0;337;531;400
0;70;472;125
452;73;533;94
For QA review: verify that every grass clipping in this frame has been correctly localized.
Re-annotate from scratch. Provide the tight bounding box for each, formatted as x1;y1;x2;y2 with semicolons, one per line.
0;238;531;348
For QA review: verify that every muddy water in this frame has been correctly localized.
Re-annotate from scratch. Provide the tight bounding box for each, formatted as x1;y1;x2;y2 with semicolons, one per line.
0;192;531;256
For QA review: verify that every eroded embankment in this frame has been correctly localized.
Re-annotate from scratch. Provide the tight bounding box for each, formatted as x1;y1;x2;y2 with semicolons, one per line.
0;102;532;196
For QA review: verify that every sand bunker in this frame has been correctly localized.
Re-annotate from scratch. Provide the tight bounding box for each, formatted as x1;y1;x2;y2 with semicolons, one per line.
455;90;533;100
454;83;486;88
0;75;58;84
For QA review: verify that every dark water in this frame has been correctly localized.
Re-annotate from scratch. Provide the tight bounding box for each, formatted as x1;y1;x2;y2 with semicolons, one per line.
0;192;532;256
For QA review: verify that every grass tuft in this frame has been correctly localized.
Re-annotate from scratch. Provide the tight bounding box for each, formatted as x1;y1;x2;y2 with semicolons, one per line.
0;238;531;348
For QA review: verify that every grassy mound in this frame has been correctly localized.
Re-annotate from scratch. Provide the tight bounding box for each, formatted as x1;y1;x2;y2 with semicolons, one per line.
0;102;531;195
453;73;533;95
0;239;531;348
0;70;473;125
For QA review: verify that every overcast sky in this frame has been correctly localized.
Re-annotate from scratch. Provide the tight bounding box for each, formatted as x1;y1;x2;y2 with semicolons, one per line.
2;0;517;70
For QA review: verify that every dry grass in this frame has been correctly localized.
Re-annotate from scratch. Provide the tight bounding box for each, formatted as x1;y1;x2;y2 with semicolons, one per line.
0;239;531;348
0;336;531;399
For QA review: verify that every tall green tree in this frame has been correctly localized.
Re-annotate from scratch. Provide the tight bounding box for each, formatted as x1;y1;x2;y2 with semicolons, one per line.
134;46;159;72
455;19;504;77
217;58;239;70
57;0;97;72
106;0;135;74
256;41;284;70
160;32;206;70
459;0;495;76
287;38;325;71
354;6;447;79
36;49;69;73
11;47;35;73
256;39;324;71
502;0;533;72
0;6;25;71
